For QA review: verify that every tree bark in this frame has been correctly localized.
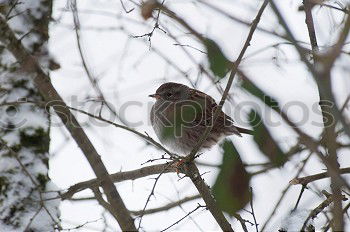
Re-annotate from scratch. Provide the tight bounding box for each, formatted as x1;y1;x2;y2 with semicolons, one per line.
0;0;59;230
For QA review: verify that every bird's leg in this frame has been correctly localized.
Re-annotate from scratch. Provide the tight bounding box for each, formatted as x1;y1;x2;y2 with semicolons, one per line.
172;158;187;175
176;159;186;173
173;152;203;175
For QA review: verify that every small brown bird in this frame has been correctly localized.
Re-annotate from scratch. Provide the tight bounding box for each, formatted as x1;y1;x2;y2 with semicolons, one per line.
149;82;252;155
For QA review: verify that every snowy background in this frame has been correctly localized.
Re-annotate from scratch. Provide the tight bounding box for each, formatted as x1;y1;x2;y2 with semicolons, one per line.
47;0;350;231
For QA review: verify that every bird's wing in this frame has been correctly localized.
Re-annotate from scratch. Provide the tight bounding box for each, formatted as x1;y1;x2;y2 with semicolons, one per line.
189;89;241;136
150;104;155;126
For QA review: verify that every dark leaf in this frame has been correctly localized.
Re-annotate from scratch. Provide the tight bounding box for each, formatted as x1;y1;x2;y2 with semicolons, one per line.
213;140;250;216
249;110;287;166
241;77;280;110
204;39;230;78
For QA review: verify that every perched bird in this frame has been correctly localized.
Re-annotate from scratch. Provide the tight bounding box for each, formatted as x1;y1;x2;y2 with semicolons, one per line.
149;82;252;155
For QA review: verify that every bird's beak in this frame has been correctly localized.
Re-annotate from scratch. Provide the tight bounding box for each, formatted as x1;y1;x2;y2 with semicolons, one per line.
149;93;161;99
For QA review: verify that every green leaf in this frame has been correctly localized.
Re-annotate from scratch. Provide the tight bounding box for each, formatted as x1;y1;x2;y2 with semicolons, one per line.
161;101;203;139
248;110;287;166
241;77;280;110
204;39;230;78
213;140;250;216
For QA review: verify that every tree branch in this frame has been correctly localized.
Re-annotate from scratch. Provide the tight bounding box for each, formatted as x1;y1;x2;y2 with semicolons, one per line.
301;190;347;231
160;204;206;232
187;0;269;160
61;163;178;200
68;106;176;157
130;194;201;216
303;0;319;52
183;163;234;232
290;167;350;186
0;16;136;231
302;1;347;229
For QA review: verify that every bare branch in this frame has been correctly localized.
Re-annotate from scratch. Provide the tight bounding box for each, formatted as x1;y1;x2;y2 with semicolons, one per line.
0;15;136;231
290;167;350;186
131;194;201;216
160;204;206;232
249;187;259;232
70;1;130;126
183;163;234;232
68;106;177;158
187;0;269;161
137;162;173;229
92;187;114;214
324;200;350;231
61;163;178;200
301;190;347;231
261;152;312;231
303;0;319;52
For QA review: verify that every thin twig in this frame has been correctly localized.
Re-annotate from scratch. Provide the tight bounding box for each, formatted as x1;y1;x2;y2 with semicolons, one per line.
300;190;346;231
249;187;259;232
70;1;130;126
261;152;312;231
137;162;174;229
0;139;60;227
120;0;134;13
131;194;201;216
187;0;269;161
160;204;206;232
292;185;307;211
68;106;177;157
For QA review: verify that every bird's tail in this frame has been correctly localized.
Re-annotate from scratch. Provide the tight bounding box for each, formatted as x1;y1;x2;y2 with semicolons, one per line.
228;125;253;137
236;127;254;135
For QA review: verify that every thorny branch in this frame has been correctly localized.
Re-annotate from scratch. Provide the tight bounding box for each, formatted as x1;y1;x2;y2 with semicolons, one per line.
60;163;178;200
137;162;174;229
130;194;201;216
183;162;234;232
160;204;206;232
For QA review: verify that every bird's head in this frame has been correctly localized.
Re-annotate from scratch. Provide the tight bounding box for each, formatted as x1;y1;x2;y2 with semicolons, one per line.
149;82;191;102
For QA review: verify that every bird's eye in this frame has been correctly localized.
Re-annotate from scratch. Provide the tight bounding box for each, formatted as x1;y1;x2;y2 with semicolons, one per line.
166;92;172;97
